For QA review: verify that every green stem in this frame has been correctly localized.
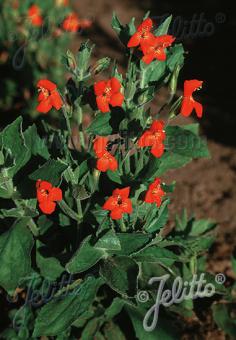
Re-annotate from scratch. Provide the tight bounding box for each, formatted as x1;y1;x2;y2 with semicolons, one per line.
93;169;100;192
77;105;85;150
27;219;39;237
58;200;81;222
62;107;72;135
120;218;127;232
76;199;83;221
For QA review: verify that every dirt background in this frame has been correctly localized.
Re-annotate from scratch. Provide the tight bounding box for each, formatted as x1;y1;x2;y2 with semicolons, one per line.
73;0;236;338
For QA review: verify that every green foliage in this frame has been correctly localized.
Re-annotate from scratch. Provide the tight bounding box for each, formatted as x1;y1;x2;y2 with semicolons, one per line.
0;11;234;340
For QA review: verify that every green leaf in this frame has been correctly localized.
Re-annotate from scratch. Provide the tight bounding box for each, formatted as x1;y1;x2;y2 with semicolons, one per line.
0;219;34;293
36;242;64;281
167;44;185;72
189;219;216;236
232;255;236;275
33;276;103;337
157;153;192;176
212;303;236;338
95;230;121;251
165;126;210;158
104;298;126;320
132;246;179;267
23;124;50;160
100;255;139;296
111;12;123;35
103;321;126;340
115;233;151;255
0;117;30;176
29;159;68;186
154;15;172;36
106;170;122;184
86;113;112;136
126;305;176;340
144;199;169;233
140;60;167;87
66;236;106;274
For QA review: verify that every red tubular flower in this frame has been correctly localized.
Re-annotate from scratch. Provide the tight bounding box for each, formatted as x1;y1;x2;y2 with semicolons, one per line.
62;13;80;32
138;120;166;158
36;180;62;214
127;18;154;48
144;178;165;207
28;5;43;27
103;187;132;220
180;80;203;118
93;137;118;172
141;35;175;64
37;79;63;114
94;77;124;113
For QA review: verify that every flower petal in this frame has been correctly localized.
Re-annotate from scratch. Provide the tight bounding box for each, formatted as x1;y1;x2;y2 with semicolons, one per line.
194;101;203;118
110;77;121;93
49;187;62;202
37;99;52;114
110;93;124;107
142;53;155;64
96;96;110;113
127;32;141;48
151;143;164;158
37;79;57;91
50;91;63;110
39;200;56;215
180;97;194;117
94;81;107;96
97;157;110;172
103;196;118;211
110;207;123;220
113;187;130;199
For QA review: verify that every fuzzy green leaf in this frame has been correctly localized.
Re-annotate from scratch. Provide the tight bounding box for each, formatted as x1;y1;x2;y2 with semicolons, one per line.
0;219;34;293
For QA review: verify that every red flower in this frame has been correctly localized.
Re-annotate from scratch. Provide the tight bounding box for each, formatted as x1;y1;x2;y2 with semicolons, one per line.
138;120;166;158
93;137;118;172
144;178;165;207
28;5;43;27
180;80;203;118
36;180;62;214
94;77;124;113
141;35;175;64
103;187;132;220
127;18;154;48
62;13;80;32
37;79;63;114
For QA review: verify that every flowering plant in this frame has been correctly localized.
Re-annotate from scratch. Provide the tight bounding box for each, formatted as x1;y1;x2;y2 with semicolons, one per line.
0;13;235;339
0;0;91;119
